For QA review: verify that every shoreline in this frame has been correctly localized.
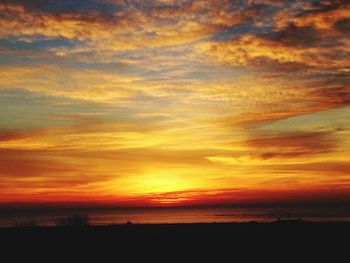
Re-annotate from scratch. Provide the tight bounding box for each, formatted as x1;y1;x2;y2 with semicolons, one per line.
1;218;350;228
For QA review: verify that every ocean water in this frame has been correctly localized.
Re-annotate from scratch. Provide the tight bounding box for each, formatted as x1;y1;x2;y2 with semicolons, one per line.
0;206;349;227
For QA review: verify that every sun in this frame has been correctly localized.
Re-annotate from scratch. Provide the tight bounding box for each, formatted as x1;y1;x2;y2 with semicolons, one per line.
135;168;197;194
105;166;211;205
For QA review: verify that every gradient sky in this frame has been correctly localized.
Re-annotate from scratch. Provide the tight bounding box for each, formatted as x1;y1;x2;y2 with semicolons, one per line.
0;0;350;207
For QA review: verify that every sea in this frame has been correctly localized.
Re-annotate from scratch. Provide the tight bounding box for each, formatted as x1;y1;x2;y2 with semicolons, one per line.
0;205;349;227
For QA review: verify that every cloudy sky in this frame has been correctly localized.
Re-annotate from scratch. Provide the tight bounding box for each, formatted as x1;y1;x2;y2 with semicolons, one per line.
0;0;349;206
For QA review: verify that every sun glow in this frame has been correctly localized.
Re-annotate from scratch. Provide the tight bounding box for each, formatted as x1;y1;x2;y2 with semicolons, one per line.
132;168;199;194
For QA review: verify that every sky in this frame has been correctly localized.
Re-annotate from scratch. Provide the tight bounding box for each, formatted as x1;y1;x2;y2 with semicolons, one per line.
0;0;349;207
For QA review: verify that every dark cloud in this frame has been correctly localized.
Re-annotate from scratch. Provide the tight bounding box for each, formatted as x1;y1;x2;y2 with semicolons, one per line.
246;131;337;158
0;0;121;14
0;131;34;142
0;148;76;179
335;18;350;33
263;24;322;48
247;56;312;74
299;0;349;15
278;161;350;175
312;86;350;107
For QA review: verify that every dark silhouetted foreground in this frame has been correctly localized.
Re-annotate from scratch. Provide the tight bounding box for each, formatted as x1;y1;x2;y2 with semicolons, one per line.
0;220;349;260
55;214;90;227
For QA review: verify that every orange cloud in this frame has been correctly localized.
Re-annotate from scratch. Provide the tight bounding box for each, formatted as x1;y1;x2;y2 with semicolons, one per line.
200;33;350;69
0;65;147;102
